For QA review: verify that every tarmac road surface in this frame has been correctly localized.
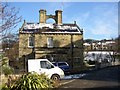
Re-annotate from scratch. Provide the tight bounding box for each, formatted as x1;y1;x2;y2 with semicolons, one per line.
59;65;120;89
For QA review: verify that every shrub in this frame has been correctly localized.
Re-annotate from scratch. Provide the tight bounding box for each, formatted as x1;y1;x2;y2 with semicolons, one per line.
1;85;10;90
10;72;54;90
2;66;14;76
0;56;14;76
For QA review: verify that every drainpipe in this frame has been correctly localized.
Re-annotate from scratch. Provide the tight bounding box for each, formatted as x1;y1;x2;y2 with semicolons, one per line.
70;34;73;68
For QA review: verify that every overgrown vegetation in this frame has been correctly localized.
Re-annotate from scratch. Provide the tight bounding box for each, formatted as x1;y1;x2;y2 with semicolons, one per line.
2;34;19;69
2;66;14;76
0;56;14;76
2;72;55;90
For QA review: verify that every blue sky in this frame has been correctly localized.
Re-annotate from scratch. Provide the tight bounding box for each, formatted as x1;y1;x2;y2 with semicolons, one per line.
9;2;118;40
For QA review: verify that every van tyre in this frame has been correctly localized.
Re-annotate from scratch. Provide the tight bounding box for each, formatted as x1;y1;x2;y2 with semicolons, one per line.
51;74;60;87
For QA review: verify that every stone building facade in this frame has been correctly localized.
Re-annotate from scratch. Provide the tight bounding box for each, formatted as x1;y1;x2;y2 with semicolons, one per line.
19;10;84;72
83;40;116;51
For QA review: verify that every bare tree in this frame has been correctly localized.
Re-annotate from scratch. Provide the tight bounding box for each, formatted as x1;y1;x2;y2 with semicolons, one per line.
0;2;22;40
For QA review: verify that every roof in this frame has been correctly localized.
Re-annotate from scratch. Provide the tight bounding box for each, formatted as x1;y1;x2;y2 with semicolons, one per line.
19;22;83;34
84;51;114;55
83;43;91;46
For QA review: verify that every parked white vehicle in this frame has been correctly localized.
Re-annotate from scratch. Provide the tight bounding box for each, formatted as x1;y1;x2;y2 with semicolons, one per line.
28;59;64;81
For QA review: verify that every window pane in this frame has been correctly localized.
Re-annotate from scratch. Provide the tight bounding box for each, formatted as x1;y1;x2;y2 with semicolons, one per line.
58;62;67;66
40;61;54;69
40;61;47;68
28;37;34;47
47;37;53;48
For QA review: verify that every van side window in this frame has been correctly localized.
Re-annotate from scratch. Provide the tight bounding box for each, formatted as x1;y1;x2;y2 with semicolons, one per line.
40;61;54;69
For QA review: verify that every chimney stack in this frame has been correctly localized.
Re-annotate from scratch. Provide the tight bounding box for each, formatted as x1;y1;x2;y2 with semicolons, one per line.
39;9;46;23
55;10;62;25
74;21;76;25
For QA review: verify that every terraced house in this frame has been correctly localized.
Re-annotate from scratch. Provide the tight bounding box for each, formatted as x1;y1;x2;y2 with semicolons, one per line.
19;9;84;72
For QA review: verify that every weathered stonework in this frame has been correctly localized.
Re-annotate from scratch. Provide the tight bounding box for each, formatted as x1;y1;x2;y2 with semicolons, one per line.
19;10;84;72
39;9;62;25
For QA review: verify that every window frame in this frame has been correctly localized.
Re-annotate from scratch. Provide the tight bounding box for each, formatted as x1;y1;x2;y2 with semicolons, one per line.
40;61;54;69
28;36;34;48
47;37;53;48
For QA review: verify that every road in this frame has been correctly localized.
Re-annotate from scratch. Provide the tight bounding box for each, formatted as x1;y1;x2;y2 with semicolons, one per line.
59;65;120;89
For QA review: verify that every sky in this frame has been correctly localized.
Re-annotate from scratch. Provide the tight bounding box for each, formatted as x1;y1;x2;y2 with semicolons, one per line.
8;1;118;40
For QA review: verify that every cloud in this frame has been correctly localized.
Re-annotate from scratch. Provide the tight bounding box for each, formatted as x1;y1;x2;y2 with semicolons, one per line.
91;21;116;35
44;2;118;39
89;5;118;38
64;11;90;27
76;12;90;25
45;2;73;14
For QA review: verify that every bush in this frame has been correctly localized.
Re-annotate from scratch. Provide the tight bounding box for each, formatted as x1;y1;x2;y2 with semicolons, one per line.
10;72;54;90
0;56;14;76
2;66;14;76
1;85;10;90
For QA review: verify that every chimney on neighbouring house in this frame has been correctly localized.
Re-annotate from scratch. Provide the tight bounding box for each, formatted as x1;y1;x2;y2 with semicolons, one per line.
74;21;76;25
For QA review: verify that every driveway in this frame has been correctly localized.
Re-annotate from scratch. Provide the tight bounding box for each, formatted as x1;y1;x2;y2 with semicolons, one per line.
59;65;120;89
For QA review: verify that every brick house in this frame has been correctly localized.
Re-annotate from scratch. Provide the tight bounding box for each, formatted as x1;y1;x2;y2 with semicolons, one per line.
19;9;84;72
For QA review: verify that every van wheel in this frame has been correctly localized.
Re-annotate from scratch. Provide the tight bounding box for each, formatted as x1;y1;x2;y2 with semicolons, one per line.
51;74;60;87
51;74;60;81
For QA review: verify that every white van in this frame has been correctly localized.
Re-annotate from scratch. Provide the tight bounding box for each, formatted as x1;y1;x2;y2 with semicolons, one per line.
28;59;64;81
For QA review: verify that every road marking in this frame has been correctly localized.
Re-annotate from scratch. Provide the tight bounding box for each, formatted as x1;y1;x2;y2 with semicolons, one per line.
60;79;76;86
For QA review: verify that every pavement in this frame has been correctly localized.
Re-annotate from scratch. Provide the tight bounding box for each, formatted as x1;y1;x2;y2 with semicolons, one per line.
59;65;120;89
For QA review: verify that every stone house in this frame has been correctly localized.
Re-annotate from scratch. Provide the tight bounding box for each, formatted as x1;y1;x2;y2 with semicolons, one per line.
19;9;84;72
84;40;116;51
